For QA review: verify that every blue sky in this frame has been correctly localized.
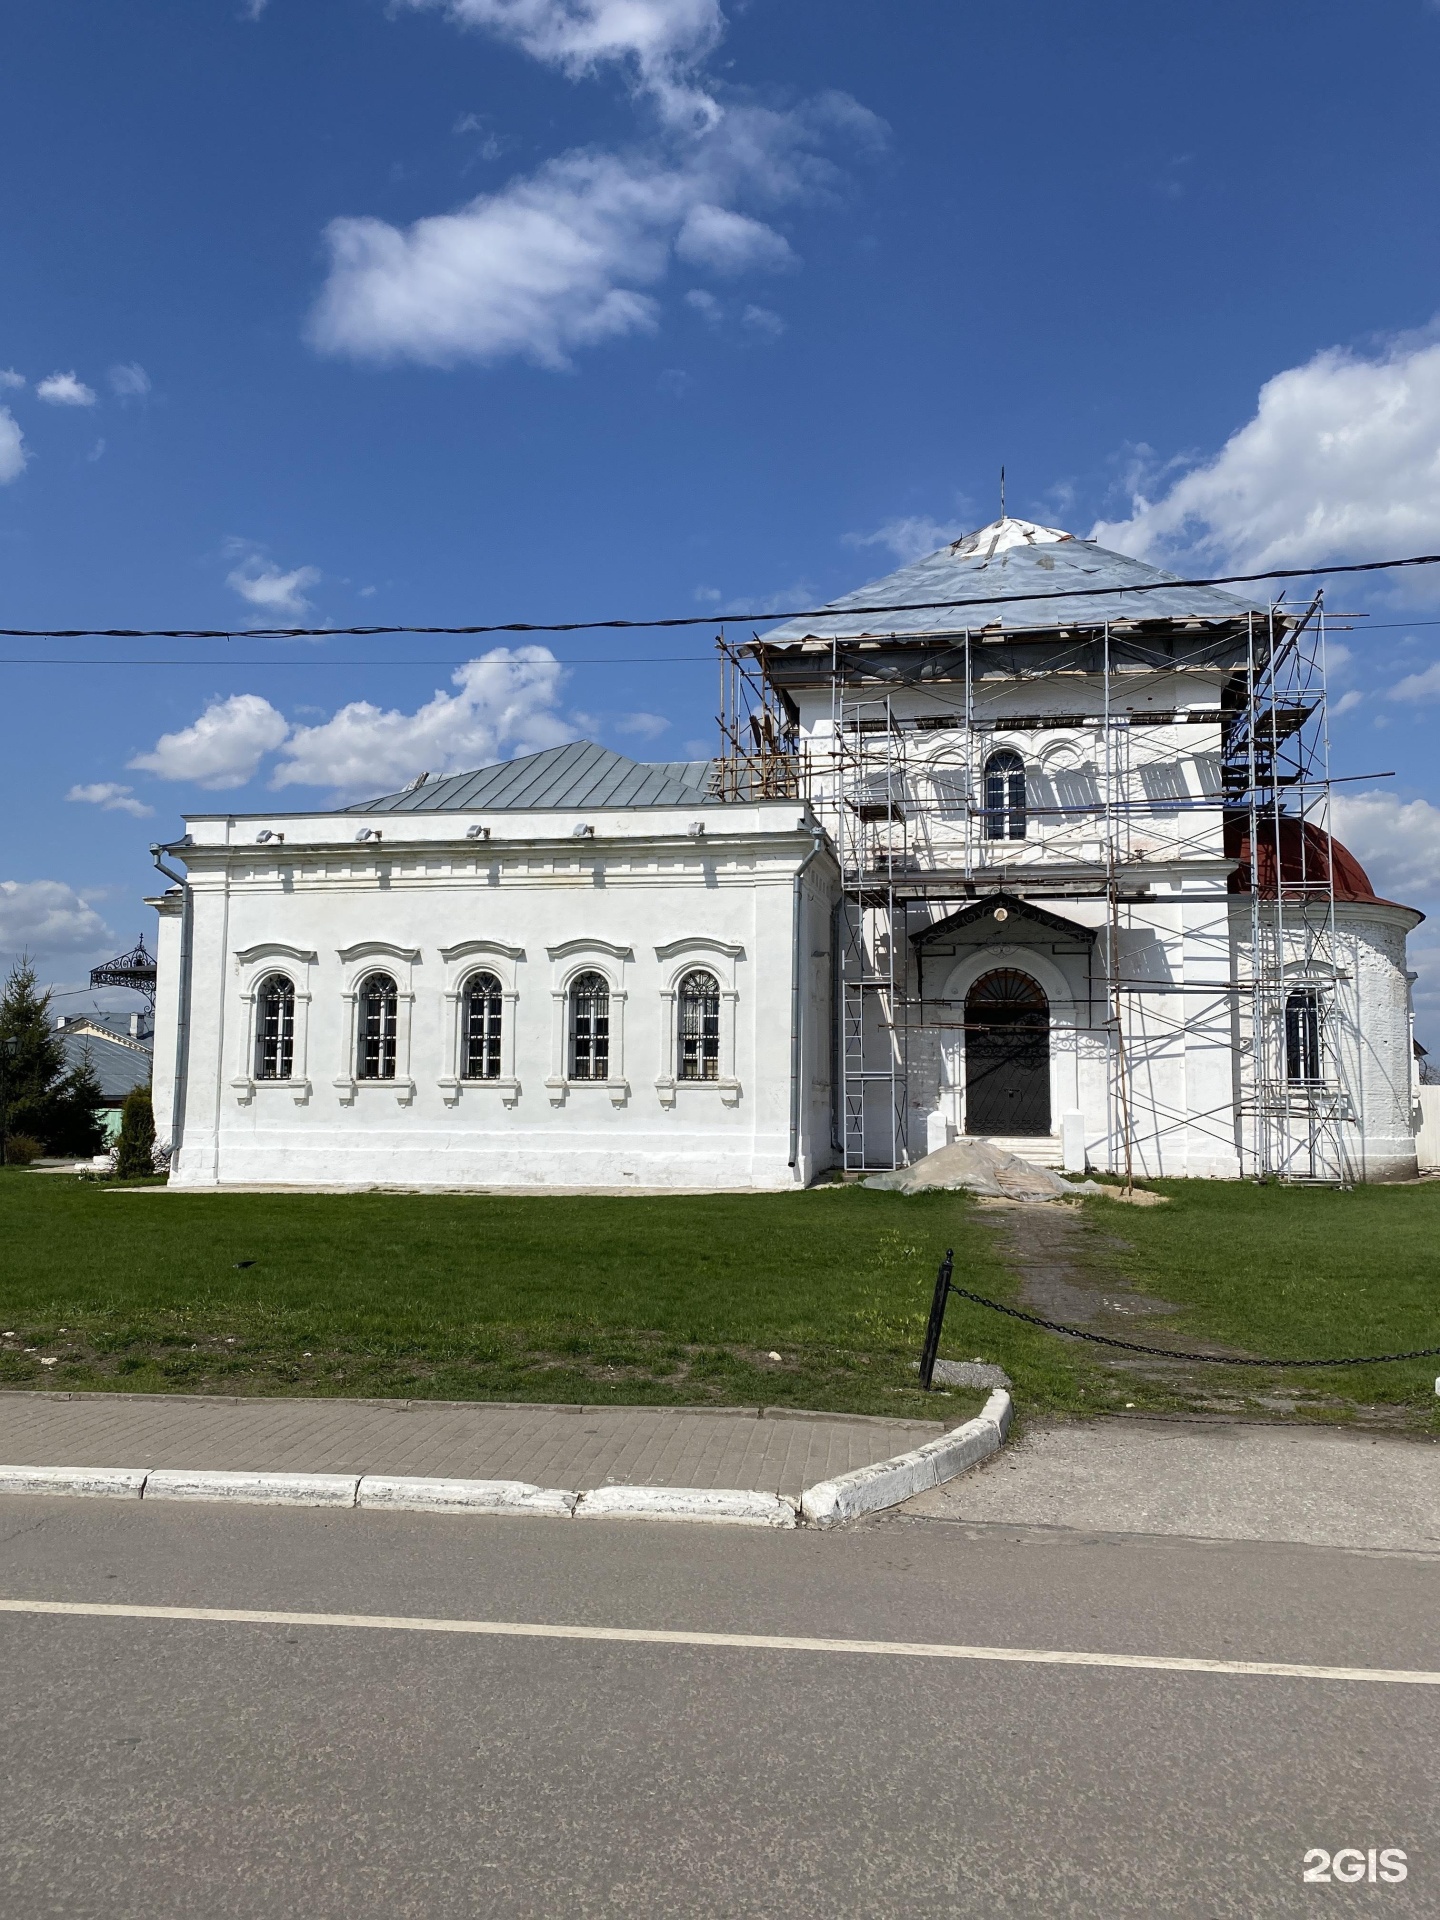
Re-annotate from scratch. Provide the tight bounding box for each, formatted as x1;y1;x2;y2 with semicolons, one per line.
5;0;1440;1023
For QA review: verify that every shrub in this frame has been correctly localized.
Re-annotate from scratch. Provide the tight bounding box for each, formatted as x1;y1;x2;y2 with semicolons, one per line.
114;1087;157;1179
3;1134;42;1165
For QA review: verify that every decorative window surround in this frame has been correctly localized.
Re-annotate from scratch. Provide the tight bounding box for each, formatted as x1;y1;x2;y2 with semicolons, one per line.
231;944;318;1107
438;939;525;1107
335;942;420;1106
653;937;744;1107
545;940;633;1106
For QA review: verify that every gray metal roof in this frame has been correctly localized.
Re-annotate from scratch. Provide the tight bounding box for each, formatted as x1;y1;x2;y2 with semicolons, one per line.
761;518;1268;646
59;1029;152;1103
348;740;722;814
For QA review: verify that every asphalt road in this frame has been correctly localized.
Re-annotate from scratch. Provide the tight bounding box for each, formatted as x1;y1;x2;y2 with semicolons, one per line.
1;1496;1436;1918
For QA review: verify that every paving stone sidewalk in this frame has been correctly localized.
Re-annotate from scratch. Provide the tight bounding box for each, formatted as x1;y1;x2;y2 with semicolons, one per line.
0;1392;944;1497
902;1416;1440;1553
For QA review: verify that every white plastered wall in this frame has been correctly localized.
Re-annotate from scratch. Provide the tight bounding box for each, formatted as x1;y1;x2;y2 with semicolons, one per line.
157;806;837;1191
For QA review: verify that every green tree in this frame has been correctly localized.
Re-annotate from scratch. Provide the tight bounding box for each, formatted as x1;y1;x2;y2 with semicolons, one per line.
0;957;66;1151
47;1049;109;1160
113;1085;156;1178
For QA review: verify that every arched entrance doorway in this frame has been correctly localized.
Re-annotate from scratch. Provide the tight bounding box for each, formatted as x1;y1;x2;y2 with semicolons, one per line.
964;969;1050;1136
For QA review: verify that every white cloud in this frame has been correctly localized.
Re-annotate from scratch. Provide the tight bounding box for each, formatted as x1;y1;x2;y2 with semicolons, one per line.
66;782;154;819
845;514;966;564
1332;791;1440;903
108;362;151;399
706;576;815;618
311;151;676;369
0;408;26;484
86;438;106;464
0;880;111;956
676;204;792;274
272;646;575;797
406;0;726;125
614;710;669;739
1331;689;1364;717
1387;660;1440;702
310;0;881;374
684;286;721;322
226;556;322;618
740;303;784;339
129;694;290;790
0;368;23;390
36;370;98;407
1092;330;1440;571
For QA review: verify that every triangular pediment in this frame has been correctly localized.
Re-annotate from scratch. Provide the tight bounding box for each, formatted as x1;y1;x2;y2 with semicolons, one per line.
912;891;1097;945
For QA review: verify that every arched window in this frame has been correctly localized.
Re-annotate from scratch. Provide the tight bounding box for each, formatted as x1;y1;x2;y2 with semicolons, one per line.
463;972;503;1081
357;972;398;1080
569;971;610;1080
255;973;294;1080
1285;987;1322;1084
983;750;1026;841
677;970;720;1081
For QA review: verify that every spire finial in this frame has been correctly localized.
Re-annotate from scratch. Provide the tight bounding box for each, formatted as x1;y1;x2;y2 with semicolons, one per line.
999;465;1006;520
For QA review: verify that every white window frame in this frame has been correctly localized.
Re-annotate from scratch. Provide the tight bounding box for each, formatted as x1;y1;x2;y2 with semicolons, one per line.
438;939;524;1107
334;941;421;1106
231;942;317;1107
653;937;743;1107
545;938;633;1107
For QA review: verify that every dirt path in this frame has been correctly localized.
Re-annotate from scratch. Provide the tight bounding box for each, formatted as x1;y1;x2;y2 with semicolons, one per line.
968;1198;1415;1425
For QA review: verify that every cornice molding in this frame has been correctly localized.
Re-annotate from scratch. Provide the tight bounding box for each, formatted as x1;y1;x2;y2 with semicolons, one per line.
439;938;525;963
336;940;422;965
234;941;318;966
654;936;746;963
546;938;634;963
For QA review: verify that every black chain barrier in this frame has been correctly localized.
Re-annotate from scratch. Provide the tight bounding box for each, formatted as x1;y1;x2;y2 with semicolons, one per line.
917;1251;1440;1389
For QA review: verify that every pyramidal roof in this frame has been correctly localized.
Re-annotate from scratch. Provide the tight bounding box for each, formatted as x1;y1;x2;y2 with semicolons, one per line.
761;516;1267;645
347;739;721;813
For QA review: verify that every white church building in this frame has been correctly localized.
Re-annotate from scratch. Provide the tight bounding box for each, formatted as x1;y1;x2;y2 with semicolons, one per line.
150;518;1423;1190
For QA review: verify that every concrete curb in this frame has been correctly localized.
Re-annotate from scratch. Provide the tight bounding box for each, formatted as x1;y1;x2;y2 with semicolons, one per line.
800;1390;1013;1528
144;1470;362;1507
0;1464;150;1499
0;1391;1011;1527
357;1475;576;1518
574;1486;797;1527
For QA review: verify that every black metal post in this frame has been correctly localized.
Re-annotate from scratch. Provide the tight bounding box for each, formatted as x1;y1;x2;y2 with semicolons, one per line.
918;1247;955;1391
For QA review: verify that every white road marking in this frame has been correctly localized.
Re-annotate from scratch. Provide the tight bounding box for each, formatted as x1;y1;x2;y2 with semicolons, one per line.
0;1597;1435;1687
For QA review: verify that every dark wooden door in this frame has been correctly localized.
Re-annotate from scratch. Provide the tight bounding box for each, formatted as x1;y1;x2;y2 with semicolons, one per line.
964;969;1050;1136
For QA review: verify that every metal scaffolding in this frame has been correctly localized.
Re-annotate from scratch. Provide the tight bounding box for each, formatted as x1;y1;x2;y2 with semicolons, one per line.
713;593;1355;1183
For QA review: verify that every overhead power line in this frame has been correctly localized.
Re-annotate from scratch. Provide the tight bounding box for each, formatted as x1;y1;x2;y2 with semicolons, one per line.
3;549;1439;643
0;655;714;669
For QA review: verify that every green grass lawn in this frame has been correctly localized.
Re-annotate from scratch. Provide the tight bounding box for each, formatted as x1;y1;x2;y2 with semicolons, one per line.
1070;1178;1440;1425
0;1171;1037;1419
1;1169;1436;1427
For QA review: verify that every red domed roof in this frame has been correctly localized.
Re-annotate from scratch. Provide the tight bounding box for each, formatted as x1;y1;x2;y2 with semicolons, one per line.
1224;813;1396;906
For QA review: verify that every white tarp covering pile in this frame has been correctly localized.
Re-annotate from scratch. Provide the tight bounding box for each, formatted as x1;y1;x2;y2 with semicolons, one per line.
864;1139;1104;1201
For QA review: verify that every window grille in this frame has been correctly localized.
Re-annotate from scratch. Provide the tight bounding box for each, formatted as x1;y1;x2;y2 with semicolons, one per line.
357;972;398;1080
677;970;720;1081
463;972;503;1081
255;973;294;1080
983;749;1027;840
1285;987;1323;1084
569;971;610;1080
